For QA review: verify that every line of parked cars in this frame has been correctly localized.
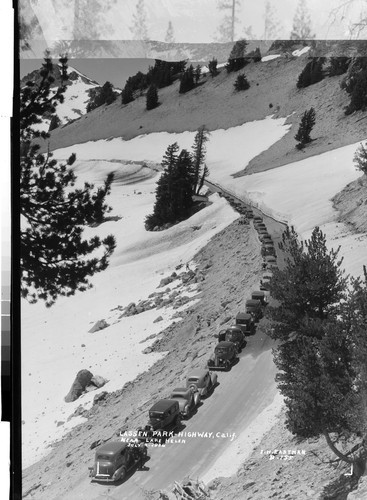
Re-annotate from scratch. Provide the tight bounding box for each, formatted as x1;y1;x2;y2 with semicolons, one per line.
88;200;278;484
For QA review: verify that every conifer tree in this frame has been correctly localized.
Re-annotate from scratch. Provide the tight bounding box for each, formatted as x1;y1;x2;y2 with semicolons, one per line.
130;0;149;41
268;226;347;341
328;57;351;77
165;20;175;43
20;54;116;306
297;59;325;88
291;0;315;39
179;65;195;94
295;107;316;149
226;39;248;73
208;58;218;77
146;84;159;110
234;73;250;91
353;142;367;175
191;126;210;195
194;65;202;85
121;83;134;104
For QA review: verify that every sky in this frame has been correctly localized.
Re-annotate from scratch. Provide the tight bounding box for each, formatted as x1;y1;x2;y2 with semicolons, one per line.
21;0;367;45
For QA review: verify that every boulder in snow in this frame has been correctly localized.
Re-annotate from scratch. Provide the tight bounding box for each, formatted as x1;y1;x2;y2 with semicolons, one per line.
64;369;93;402
88;319;109;333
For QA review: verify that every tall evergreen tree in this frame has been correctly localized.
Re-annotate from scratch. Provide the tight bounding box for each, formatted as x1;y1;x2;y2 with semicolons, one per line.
121;83;134;105
234;73;250;91
179;65;195;94
165;20;175;43
268;226;347;341
191;126;210;195
146;84;159;110
208;58;219;77
20;54;116;306
226;39;248;73
295;107;316;149
130;0;149;41
291;0;315;39
297;58;325;88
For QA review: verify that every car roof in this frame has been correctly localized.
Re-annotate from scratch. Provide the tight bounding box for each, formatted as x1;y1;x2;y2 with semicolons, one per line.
150;399;178;412
236;312;251;320
187;368;208;378
216;341;235;348
252;291;265;296
96;441;128;455
246;299;261;305
171;387;190;396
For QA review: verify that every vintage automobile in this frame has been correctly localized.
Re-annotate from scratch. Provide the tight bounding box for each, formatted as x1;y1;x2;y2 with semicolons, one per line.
251;290;268;306
262;242;276;257
260;234;273;243
169;387;201;419
245;209;254;219
217;325;246;351
137;399;181;443
257;228;269;236
254;215;263;223
263;255;278;270
186;368;218;398
89;441;148;483
207;341;239;371
245;299;263;322
261;272;273;290
235;312;256;335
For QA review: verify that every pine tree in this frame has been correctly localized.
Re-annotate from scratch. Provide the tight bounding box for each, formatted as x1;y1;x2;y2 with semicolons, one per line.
345;67;367;115
268;226;347;341
295;107;316;149
234;73;250;91
328;57;351;77
130;0;149;41
353;142;367;175
121;83;134;105
297;59;325;88
226;39;249;73
179;65;195;94
291;0;315;39
191;126;210;195
146;84;159;110
215;0;241;42
194;65;202;85
165;20;175;43
208;58;218;77
145;143;194;229
20;54;116;306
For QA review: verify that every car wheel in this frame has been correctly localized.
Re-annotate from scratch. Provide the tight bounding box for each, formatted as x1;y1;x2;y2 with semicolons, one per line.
115;466;126;482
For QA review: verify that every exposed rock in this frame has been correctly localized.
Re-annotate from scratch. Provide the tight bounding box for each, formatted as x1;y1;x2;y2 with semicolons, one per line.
153;315;163;323
91;375;109;388
347;476;367;500
64;370;93;403
88;319;109;333
90;439;101;450
93;391;108;405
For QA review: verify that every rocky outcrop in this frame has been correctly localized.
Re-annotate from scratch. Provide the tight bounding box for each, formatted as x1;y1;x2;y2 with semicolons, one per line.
64;370;108;403
88;319;109;333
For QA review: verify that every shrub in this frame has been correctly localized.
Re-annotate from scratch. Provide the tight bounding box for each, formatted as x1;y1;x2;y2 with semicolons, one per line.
234;73;250;91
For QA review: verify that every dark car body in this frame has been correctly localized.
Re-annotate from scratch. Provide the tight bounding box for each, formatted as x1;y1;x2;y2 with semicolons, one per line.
186;369;217;398
245;299;263;322
169;387;200;418
262;242;276;257
207;341;238;371
219;326;246;351
235;312;256;335
137;399;181;443
251;291;268;306
89;441;147;483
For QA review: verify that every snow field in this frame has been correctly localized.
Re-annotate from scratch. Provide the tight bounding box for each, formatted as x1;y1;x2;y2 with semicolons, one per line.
21;160;239;468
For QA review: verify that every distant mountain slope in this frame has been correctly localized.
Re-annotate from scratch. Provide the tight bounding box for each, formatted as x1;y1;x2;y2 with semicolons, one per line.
21;64;101;131
43;49;367;175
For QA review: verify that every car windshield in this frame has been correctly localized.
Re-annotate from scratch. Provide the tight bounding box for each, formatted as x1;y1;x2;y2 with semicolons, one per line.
149;412;164;419
97;454;115;461
216;347;229;355
188;377;199;383
171;393;186;399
